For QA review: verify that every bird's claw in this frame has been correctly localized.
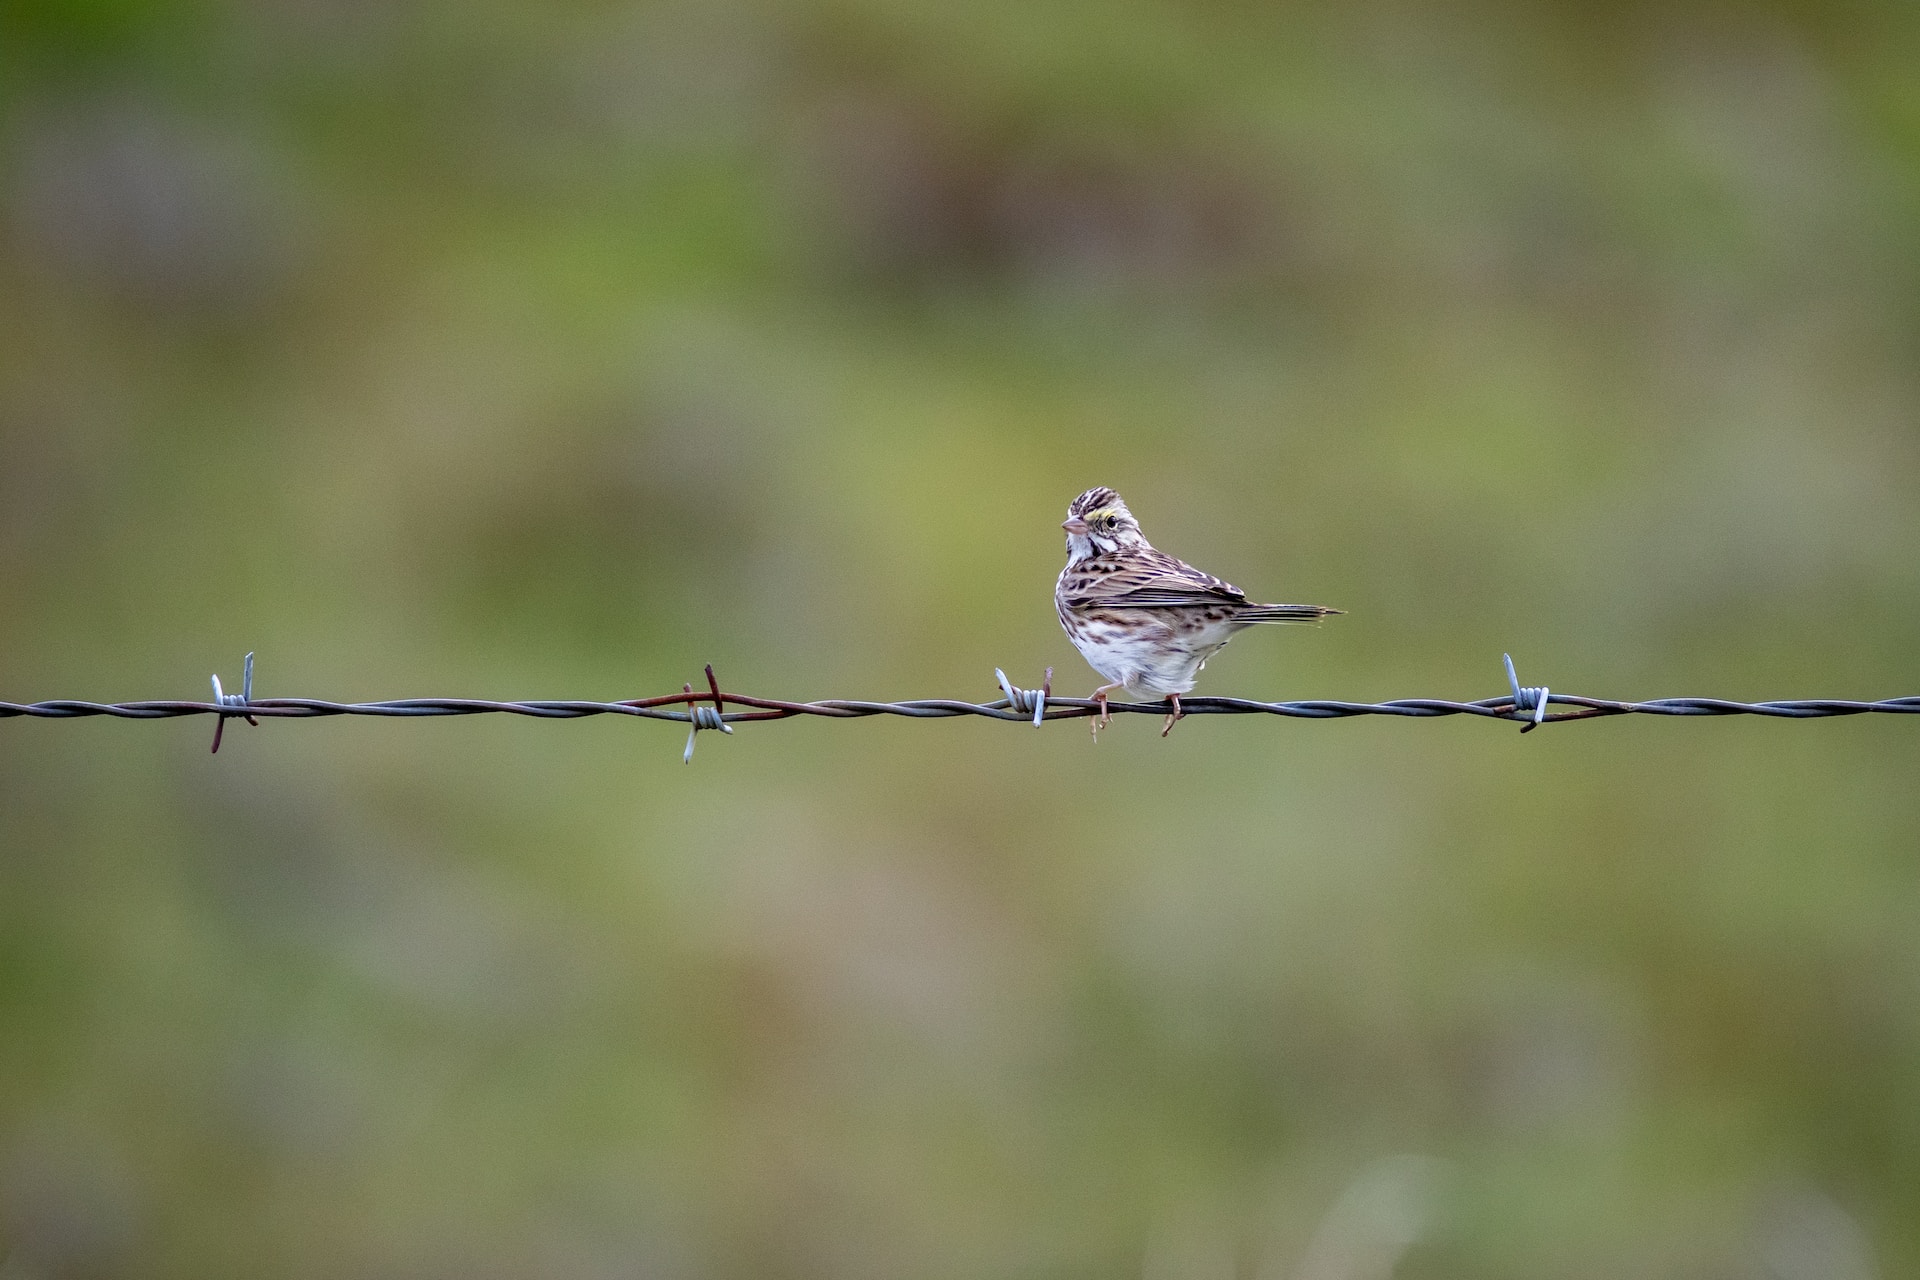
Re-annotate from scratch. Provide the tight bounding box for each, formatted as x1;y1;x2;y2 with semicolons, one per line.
1160;694;1183;737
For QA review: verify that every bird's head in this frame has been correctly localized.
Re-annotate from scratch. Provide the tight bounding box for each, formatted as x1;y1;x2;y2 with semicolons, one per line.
1063;487;1147;559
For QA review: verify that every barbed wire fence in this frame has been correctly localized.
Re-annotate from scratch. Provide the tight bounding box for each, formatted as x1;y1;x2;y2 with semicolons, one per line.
4;653;1918;762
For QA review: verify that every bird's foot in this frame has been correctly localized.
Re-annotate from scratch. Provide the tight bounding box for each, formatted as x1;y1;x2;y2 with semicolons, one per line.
1090;685;1119;739
1160;694;1183;737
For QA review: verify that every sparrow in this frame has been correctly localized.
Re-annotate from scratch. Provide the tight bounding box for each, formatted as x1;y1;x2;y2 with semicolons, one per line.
1056;487;1341;736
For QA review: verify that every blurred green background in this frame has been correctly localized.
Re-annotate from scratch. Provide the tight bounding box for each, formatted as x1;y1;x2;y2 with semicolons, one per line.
4;0;1920;1276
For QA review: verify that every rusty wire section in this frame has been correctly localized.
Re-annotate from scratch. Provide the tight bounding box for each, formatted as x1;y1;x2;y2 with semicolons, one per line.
3;654;1919;760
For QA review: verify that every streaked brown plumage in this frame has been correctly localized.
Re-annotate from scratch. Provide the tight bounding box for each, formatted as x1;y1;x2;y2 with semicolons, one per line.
1055;487;1341;735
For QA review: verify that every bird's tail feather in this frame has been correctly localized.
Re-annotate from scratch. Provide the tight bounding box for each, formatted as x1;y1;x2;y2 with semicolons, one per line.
1240;603;1343;624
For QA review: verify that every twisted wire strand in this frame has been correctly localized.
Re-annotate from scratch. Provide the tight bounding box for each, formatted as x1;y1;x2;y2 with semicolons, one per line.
7;692;1920;725
5;652;1919;755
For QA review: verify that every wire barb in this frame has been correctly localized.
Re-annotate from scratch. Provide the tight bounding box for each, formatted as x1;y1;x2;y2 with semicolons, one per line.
209;651;258;753
1503;653;1549;734
995;667;1053;728
682;664;733;763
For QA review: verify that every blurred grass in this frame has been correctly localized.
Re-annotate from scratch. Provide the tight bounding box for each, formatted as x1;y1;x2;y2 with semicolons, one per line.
4;0;1920;1276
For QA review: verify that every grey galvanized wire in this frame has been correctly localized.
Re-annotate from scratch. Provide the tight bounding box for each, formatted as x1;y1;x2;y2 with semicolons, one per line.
3;654;1918;760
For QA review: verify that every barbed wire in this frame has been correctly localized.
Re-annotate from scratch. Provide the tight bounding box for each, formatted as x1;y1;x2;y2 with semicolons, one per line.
4;654;1918;762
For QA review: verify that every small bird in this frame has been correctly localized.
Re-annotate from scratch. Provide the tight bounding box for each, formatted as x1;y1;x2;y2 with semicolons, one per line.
1056;487;1341;736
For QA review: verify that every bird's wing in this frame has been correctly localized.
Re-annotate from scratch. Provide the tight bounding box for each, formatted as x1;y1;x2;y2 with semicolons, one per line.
1063;550;1250;610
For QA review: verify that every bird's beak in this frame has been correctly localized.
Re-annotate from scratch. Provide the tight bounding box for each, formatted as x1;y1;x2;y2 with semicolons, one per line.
1062;518;1090;535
